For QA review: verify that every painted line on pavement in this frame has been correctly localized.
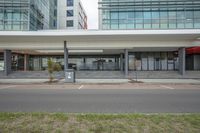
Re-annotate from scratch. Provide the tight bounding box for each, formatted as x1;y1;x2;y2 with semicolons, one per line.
160;85;175;90
78;85;84;90
0;85;17;90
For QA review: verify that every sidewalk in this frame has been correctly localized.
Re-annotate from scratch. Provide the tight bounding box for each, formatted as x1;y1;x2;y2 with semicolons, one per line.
0;78;200;84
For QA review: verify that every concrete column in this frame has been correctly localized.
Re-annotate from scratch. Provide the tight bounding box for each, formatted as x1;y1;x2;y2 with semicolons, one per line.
64;41;69;71
24;54;29;71
125;49;129;76
120;53;123;71
4;50;12;75
178;47;186;75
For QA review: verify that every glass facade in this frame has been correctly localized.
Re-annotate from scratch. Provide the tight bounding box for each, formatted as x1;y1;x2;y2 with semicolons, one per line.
129;52;179;71
99;0;200;30
0;0;57;31
28;55;120;71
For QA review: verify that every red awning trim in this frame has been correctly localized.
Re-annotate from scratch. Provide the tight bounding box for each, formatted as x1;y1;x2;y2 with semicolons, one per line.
186;47;200;54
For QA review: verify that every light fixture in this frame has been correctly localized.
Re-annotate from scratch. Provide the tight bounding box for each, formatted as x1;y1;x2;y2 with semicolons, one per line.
36;50;104;53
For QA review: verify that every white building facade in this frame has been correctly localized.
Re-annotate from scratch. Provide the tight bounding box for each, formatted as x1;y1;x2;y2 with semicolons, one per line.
57;0;87;30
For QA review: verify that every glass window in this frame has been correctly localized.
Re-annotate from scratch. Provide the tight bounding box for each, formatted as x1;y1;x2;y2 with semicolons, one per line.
141;53;148;71
119;12;127;19
127;23;134;29
111;24;118;29
177;19;185;28
194;19;200;28
13;12;20;21
67;10;73;17
13;21;21;30
0;9;3;20
128;12;134;19
67;0;73;6
161;53;167;70
148;53;154;71
144;12;151;19
160;11;168;19
169;19;176;29
177;11;185;19
152;12;159;19
185;11;193;19
4;21;12;30
66;20;73;27
135;12;143;19
135;24;143;29
160;19;168;29
185;19;193;28
4;10;12;20
194;11;200;19
168;11;176;19
111;12;118;19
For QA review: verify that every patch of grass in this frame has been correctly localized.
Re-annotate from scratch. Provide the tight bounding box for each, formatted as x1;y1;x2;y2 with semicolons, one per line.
0;113;200;133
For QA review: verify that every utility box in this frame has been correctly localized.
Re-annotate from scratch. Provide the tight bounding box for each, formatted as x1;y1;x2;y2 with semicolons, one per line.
65;69;75;83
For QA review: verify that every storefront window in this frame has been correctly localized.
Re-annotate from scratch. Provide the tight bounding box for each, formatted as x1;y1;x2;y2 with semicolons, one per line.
0;53;4;71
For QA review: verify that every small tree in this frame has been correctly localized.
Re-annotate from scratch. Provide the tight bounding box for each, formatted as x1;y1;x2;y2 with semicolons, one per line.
47;58;62;82
134;58;140;82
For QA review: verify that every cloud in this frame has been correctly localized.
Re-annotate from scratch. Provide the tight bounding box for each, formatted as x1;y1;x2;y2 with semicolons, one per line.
81;0;98;29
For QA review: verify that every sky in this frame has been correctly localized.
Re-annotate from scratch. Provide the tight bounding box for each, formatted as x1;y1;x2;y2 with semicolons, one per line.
81;0;98;29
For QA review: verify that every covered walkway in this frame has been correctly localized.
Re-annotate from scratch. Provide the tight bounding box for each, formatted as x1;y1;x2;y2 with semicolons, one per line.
0;30;200;78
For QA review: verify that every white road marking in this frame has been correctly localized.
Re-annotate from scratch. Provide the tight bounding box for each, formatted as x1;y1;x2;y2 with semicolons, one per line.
0;85;17;90
78;85;84;90
160;85;175;90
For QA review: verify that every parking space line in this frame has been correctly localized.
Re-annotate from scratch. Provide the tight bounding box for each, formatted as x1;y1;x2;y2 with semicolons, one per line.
78;85;84;90
160;85;175;90
0;85;17;90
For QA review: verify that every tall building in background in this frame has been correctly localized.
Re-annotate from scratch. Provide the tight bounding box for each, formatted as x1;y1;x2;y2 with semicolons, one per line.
99;0;200;30
0;0;57;31
58;0;87;30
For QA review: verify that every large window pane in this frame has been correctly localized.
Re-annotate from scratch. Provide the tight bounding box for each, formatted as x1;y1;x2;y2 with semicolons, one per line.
135;12;143;19
160;11;168;19
141;53;148;71
13;10;20;21
66;20;73;27
148;53;154;70
169;19;176;29
168;11;176;19
160;19;168;28
177;19;185;28
194;11;200;19
152;12;159;19
119;12;127;19
67;10;73;17
111;12;118;19
67;0;73;6
144;12;151;19
0;9;3;20
177;11;185;19
194;19;200;28
161;53;167;70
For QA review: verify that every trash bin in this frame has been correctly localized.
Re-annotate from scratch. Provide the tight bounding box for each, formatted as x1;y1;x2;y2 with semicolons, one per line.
65;69;75;83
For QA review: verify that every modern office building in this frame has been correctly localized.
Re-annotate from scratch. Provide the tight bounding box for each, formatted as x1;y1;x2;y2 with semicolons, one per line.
0;0;200;78
57;0;87;29
99;0;200;30
0;0;57;31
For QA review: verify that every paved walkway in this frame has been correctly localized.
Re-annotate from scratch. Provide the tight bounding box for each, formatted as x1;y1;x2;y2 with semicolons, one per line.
0;78;200;84
1;71;200;79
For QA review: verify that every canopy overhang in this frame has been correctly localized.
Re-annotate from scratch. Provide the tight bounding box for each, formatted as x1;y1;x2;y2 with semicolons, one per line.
0;29;200;50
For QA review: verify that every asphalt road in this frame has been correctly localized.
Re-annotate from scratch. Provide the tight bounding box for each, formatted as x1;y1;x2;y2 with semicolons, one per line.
0;86;200;113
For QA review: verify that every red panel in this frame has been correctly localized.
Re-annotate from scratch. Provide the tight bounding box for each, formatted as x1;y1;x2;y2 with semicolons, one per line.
186;47;200;54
